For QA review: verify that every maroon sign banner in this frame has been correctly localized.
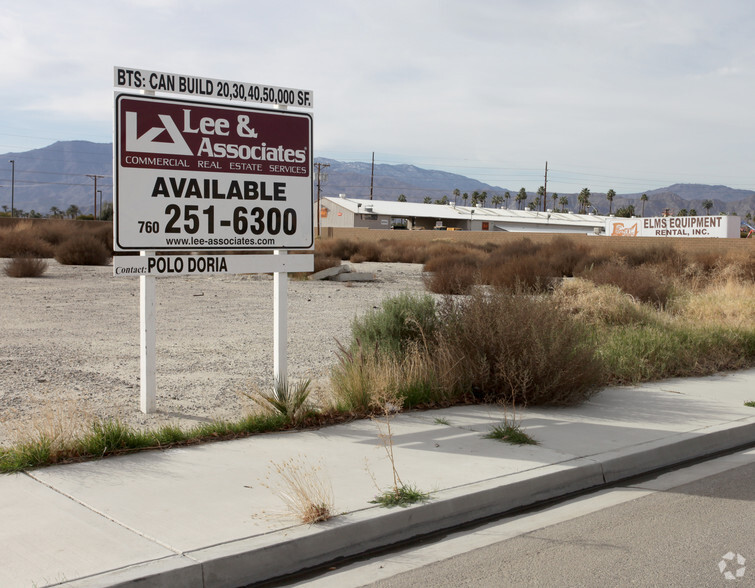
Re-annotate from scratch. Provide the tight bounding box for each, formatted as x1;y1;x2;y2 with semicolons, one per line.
114;94;313;251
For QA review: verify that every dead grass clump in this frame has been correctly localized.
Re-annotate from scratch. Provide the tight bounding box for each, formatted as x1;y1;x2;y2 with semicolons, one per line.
553;278;657;326
4;256;48;278
579;262;675;308
671;279;755;328
265;456;335;524
3;398;93;461
713;251;755;283
54;234;112;265
0;229;54;258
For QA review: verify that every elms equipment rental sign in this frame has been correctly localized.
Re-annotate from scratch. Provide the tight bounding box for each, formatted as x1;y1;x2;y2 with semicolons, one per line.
114;94;313;251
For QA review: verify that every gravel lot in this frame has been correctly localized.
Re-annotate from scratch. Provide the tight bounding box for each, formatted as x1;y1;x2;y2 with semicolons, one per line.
0;260;425;447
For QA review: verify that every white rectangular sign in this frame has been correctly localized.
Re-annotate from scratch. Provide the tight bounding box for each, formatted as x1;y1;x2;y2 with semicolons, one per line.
114;66;313;108
114;93;313;251
113;253;314;276
606;215;740;238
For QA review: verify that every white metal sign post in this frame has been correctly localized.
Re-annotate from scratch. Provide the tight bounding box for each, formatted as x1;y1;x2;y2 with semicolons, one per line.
114;80;313;413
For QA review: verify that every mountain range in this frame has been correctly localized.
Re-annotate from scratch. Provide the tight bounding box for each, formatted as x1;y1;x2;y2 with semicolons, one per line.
1;141;753;219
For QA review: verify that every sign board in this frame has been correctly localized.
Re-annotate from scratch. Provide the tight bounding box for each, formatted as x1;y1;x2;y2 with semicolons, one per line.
113;253;313;277
114;94;313;251
606;216;739;239
114;67;313;108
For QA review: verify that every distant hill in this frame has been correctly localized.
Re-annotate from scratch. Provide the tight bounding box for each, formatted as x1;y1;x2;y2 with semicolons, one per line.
1;141;112;215
0;141;753;218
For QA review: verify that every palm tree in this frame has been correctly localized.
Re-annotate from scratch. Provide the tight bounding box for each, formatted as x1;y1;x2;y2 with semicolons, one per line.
480;191;488;207
66;204;81;219
516;188;527;210
462;192;469;206
689;209;697;216
537;186;546;212
702;199;713;215
640;193;649;217
491;194;503;208
577;188;591;214
423;196;432;204
559;195;569;212
471;191;480;206
504;191;511;209
606;189;616;215
551;192;558;210
453;188;460;204
397;194;407;202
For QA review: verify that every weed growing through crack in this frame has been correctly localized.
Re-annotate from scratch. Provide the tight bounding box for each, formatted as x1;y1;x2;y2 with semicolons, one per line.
745;401;755;408
264;456;334;524
484;422;539;445
433;417;450;425
369;389;429;507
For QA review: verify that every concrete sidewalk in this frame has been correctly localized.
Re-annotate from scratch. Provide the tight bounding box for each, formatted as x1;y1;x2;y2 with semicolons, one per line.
2;369;754;588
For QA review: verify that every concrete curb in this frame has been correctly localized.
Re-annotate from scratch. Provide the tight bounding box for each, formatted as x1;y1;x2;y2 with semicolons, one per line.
62;417;755;587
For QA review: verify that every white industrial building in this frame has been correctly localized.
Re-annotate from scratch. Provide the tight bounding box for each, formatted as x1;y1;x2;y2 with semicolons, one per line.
317;195;609;234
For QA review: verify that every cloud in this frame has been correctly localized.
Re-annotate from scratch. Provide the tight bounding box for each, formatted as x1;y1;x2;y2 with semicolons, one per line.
2;1;755;191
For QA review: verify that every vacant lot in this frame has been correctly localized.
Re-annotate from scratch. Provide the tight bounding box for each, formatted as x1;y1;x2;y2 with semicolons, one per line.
0;260;424;447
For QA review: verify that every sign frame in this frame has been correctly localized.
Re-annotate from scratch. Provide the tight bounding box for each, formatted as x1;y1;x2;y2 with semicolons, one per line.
114;92;313;252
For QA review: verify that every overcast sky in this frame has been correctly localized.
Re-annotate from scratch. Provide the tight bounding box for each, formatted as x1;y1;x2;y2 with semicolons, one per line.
1;0;754;194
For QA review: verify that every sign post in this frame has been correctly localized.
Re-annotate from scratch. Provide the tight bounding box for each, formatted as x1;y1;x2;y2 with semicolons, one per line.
114;71;313;413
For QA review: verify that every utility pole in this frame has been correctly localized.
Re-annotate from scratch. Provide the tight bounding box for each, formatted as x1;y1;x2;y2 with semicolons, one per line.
543;161;548;212
86;174;104;219
313;162;330;237
369;151;375;200
9;160;14;218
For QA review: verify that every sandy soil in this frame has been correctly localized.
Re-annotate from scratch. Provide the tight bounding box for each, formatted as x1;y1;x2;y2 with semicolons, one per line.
0;260;426;447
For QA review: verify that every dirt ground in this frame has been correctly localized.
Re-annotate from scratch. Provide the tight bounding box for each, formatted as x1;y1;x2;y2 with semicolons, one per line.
0;260;426;447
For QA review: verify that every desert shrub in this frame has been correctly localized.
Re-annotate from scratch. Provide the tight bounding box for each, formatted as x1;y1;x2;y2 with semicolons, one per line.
423;252;482;295
318;238;360;260
350;241;382;263
376;239;424;263
4;256;48;278
618;243;682;268
313;252;341;273
579;262;676;308
33;222;76;247
541;237;590;276
480;252;556;293
491;237;542;259
350;293;439;356
91;223;114;251
437;291;604;405
0;229;54;258
54;234;112;265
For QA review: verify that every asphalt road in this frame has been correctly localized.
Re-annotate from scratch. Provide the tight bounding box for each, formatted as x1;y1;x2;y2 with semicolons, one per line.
292;449;755;588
